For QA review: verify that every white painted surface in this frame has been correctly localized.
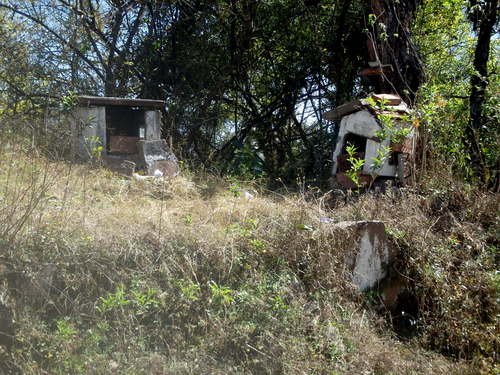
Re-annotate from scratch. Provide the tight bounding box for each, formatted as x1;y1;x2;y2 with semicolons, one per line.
343;110;380;138
332;221;391;291
352;229;389;291
331;110;402;178
363;138;397;177
331;110;380;176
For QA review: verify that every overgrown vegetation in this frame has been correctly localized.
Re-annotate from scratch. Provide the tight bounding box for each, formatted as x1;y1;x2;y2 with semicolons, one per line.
413;0;499;188
0;0;498;373
0;123;498;373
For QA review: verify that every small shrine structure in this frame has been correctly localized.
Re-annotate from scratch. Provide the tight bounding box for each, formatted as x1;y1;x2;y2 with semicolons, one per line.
69;96;179;176
324;93;414;189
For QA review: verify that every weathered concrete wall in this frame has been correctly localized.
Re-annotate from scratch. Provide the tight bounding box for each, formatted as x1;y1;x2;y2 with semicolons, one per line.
333;221;392;291
137;139;179;177
332;110;381;176
342;110;380;137
71;106;106;161
331;110;397;178
364;138;397;177
144;110;161;140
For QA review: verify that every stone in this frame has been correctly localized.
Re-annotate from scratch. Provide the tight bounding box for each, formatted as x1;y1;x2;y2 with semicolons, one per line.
333;221;392;291
136;140;180;177
371;93;402;106
150;159;179;177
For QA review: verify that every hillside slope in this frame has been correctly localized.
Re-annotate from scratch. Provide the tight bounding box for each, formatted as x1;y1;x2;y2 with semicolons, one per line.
0;143;497;374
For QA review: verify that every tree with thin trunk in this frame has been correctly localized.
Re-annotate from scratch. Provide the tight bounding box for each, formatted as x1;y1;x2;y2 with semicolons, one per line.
466;0;499;186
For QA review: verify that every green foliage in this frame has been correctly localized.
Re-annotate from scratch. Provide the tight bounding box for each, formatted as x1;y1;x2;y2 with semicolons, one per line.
229;179;242;197
96;284;131;313
345;143;364;189
131;286;159;316
414;0;499;184
228;143;266;180
84;136;103;162
60;91;78;111
96;281;159;316
178;279;201;301
208;281;234;307
369;144;391;173
56;318;79;340
183;214;193;225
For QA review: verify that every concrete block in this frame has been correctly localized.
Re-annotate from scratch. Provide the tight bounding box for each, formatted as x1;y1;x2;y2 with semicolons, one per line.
136;140;179;177
333;221;391;291
71;106;106;161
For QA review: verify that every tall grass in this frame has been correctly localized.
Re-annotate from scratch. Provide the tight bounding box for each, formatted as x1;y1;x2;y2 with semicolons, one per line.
0;122;497;374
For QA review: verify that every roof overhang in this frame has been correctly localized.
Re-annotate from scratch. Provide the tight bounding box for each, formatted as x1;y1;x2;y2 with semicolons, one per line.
77;96;165;108
323;94;409;121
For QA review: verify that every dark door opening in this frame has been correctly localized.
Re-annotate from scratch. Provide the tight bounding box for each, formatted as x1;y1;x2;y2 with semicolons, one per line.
337;133;367;172
106;106;145;154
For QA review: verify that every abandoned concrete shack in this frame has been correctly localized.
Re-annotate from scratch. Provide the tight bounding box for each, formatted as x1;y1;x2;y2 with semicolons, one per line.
70;96;179;176
324;94;414;189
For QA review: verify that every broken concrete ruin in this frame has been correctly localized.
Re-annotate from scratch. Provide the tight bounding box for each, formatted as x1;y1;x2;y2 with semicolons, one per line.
324;94;414;189
69;96;179;177
332;220;392;292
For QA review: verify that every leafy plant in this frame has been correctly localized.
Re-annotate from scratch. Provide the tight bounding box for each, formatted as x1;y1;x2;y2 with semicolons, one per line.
208;281;234;307
345;143;365;190
84;136;103;162
179;279;201;301
250;238;266;253
131;286;159;315
56;318;79;340
96;284;131;313
229;180;241;197
60;91;78;111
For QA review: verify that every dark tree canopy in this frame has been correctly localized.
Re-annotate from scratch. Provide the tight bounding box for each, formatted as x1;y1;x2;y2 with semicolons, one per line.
2;0;496;187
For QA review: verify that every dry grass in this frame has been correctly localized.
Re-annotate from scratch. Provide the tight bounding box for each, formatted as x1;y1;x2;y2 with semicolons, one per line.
0;140;496;374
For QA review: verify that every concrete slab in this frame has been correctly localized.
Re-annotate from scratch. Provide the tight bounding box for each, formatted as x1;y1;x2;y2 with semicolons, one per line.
137;140;179;177
333;221;392;291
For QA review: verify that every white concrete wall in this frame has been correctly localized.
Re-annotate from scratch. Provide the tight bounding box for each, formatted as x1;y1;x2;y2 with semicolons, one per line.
343;110;380;138
334;221;391;292
331;110;397;178
332;110;380;175
71;106;106;160
351;227;389;291
364;139;397;177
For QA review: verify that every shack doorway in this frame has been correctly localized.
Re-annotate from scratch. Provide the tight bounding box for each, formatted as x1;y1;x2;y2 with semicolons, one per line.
106;106;146;155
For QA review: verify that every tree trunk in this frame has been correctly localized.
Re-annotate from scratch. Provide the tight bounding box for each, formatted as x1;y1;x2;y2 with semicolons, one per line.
466;0;498;185
367;0;424;103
